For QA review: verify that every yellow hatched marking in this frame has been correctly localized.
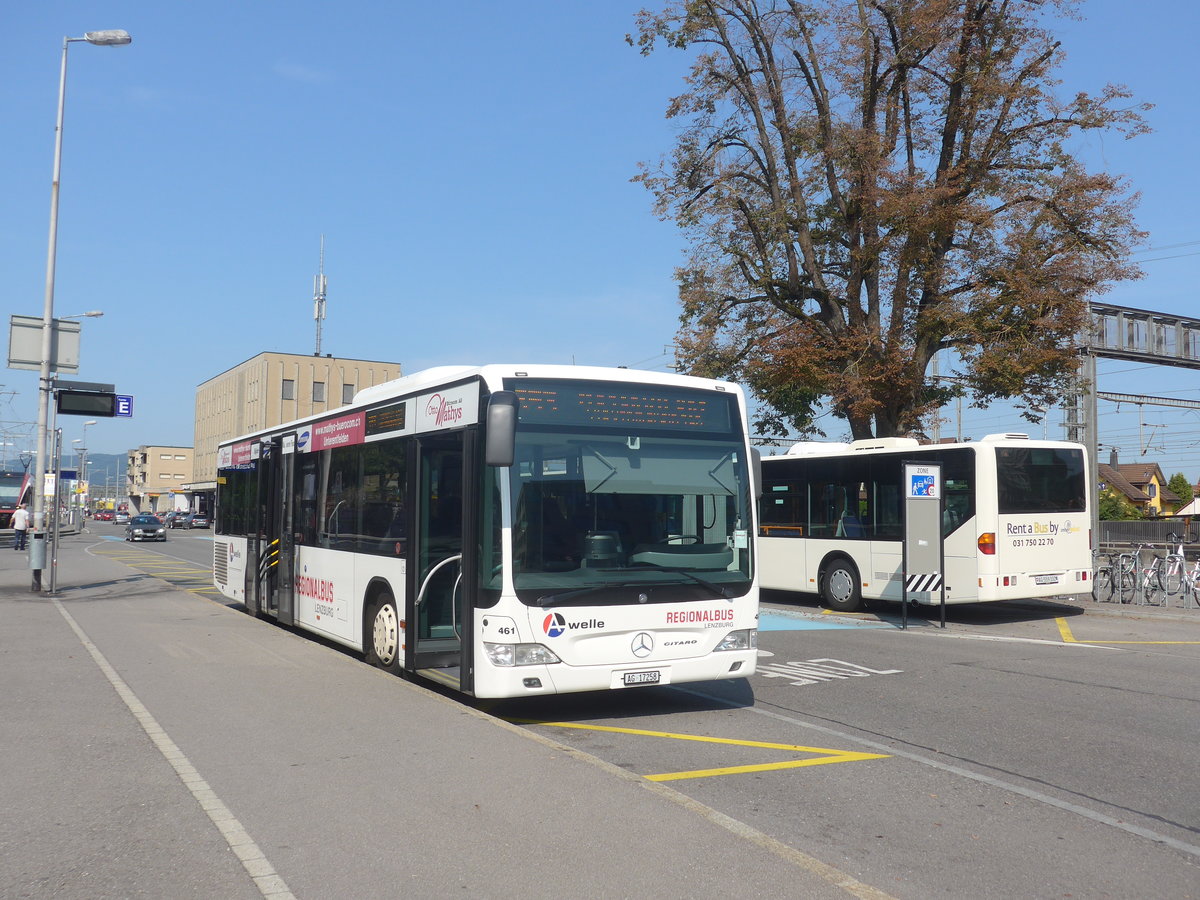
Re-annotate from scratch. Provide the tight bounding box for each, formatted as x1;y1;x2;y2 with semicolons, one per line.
1056;617;1200;645
94;546;217;592
513;719;889;782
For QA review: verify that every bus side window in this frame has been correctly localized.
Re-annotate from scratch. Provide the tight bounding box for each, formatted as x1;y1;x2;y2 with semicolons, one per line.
297;456;320;546
759;477;804;538
322;445;361;550
943;491;968;534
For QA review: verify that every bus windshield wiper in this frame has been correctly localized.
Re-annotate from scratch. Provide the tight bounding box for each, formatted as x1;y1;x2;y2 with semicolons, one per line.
652;568;731;598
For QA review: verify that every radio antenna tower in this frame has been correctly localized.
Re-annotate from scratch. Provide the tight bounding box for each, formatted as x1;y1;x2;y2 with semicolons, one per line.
313;235;328;355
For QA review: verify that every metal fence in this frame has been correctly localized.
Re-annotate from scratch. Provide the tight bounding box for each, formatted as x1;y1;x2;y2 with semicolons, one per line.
1098;518;1197;550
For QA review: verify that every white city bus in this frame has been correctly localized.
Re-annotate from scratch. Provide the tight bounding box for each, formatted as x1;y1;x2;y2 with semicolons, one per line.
757;434;1091;612
213;365;758;698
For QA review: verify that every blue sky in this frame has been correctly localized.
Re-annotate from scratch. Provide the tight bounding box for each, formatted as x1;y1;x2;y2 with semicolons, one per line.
2;2;1198;478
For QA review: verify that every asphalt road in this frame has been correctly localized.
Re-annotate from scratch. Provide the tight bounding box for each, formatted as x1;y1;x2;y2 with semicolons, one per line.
498;597;1200;899
76;524;1200;898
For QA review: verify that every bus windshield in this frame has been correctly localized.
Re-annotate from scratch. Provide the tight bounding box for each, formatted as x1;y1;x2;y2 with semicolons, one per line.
504;430;753;605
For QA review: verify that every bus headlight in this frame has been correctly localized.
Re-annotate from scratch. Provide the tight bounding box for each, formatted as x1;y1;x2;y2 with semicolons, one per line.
714;629;757;651
484;642;561;667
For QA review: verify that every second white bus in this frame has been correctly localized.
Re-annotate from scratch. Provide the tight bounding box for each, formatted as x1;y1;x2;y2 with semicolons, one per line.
757;434;1091;611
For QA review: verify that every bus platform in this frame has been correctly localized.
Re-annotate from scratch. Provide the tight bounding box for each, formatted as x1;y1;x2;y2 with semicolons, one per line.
0;535;862;900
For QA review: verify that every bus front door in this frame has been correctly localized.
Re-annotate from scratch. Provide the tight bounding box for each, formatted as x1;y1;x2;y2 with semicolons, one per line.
248;434;297;626
409;432;473;691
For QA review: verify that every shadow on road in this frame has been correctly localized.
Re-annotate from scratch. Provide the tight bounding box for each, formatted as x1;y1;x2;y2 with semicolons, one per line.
762;587;1088;627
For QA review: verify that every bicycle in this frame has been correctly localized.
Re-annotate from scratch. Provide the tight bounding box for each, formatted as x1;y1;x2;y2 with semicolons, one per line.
1169;546;1200;610
1091;548;1114;602
1161;531;1197;600
1135;546;1167;607
1114;544;1144;604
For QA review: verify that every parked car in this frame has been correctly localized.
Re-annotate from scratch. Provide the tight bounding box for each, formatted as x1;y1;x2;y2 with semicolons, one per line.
93;509;114;522
125;514;166;542
164;511;187;528
181;511;210;529
114;511;130;525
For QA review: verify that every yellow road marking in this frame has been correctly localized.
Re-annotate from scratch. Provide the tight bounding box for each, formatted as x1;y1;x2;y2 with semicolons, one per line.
513;719;888;781
820;608;873;618
1055;617;1200;645
93;545;217;593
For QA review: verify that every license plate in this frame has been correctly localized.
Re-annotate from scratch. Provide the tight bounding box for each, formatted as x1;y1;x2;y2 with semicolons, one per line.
1034;574;1059;585
623;670;660;686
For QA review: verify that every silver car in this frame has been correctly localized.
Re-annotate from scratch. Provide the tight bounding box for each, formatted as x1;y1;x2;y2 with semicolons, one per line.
125;514;166;542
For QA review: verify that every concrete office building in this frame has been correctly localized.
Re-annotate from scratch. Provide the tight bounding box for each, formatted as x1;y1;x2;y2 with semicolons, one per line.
183;352;402;512
128;446;194;515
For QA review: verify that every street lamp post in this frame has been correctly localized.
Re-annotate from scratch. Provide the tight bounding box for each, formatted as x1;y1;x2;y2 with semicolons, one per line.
71;438;83;522
77;418;96;519
31;29;131;591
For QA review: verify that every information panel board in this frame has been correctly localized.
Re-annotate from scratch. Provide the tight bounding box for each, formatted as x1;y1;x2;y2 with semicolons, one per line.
903;461;945;628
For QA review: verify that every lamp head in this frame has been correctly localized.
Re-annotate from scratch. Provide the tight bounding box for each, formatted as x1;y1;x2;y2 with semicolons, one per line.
83;30;131;46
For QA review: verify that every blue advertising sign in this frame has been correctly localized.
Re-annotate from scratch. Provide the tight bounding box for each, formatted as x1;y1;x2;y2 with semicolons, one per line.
115;395;134;418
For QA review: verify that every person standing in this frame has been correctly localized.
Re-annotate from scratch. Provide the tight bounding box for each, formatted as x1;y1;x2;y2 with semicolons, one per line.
12;503;29;551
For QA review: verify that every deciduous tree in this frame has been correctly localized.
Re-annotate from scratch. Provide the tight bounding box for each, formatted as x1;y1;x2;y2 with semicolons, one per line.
1098;487;1140;521
631;0;1149;438
1167;472;1194;511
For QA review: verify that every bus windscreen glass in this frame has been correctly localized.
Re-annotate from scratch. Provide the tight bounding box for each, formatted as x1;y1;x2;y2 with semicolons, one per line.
996;447;1086;513
502;379;750;606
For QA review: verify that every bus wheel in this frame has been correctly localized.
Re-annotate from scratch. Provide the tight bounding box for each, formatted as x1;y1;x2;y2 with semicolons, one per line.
822;559;863;613
366;591;402;675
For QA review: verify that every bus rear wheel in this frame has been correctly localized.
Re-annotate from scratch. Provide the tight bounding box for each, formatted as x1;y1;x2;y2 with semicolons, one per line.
822;559;863;613
366;591;402;675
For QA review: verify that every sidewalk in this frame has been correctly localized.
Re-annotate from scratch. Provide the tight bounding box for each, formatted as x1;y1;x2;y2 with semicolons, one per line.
0;535;859;900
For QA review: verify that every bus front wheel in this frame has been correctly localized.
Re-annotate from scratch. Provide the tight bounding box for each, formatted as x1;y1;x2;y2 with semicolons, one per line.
366;591;403;675
822;559;863;613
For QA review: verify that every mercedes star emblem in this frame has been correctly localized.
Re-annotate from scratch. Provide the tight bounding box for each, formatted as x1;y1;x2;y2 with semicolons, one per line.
631;632;654;658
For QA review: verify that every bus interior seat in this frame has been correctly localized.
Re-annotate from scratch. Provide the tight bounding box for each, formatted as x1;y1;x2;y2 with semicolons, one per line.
837;515;865;538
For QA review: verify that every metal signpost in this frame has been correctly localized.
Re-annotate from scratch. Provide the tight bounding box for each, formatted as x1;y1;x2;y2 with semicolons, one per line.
902;461;945;630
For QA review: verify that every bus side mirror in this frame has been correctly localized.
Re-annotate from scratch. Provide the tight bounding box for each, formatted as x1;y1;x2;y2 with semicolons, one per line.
485;391;518;467
751;447;762;498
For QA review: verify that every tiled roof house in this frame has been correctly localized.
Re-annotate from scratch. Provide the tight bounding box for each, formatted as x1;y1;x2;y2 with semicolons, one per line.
1099;456;1180;516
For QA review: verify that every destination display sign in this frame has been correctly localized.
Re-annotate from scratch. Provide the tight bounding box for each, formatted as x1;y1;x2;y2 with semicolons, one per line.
365;400;407;436
508;379;737;433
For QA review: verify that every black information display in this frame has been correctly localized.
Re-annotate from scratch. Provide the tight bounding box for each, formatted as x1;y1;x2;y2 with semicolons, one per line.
365;400;407;436
57;389;117;417
508;379;736;433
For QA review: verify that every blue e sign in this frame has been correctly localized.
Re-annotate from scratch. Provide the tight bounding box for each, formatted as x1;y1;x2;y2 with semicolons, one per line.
115;395;134;418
